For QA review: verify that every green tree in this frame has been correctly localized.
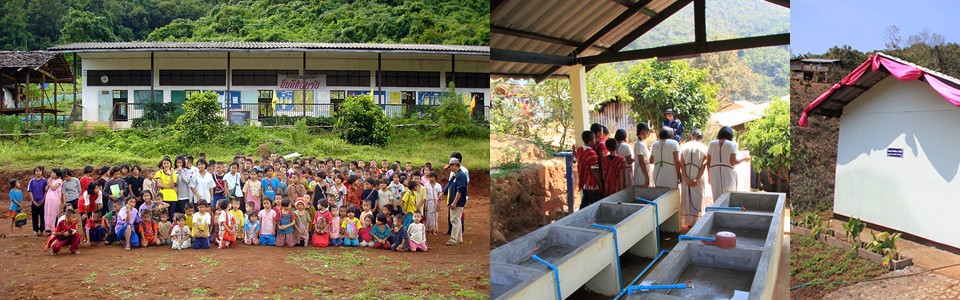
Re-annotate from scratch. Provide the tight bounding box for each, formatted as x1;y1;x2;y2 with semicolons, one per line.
59;9;119;44
334;94;391;146
586;64;632;107
691;51;763;104
624;60;719;137
740;96;790;183
174;91;224;144
535;79;574;149
434;83;485;138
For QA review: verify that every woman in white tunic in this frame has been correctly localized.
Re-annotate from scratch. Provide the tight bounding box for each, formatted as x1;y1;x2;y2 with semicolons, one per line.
707;126;751;200
650;127;681;188
615;129;634;185
679;130;711;231
633;123;652;187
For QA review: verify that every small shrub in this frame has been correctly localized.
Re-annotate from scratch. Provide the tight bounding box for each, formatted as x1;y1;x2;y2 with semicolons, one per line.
333;94;390;146
174;92;224;145
132;100;181;129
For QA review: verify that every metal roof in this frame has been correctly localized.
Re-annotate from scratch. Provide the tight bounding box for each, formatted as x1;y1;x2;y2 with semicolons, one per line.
798;58;841;64
48;42;490;56
491;0;790;80
806;52;960;118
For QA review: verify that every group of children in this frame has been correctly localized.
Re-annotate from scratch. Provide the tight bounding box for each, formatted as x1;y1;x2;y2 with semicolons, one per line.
8;152;464;255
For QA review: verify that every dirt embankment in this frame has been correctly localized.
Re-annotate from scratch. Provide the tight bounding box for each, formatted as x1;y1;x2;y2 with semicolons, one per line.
490;135;577;249
790;80;841;213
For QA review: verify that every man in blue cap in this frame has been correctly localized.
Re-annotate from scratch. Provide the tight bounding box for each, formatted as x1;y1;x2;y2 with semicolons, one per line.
661;109;683;142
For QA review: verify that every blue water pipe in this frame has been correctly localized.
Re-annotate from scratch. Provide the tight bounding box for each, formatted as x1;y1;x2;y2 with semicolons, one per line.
553;152;574;214
705;206;745;212
632;197;660;251
531;251;562;300
591;223;623;290
624;281;692;293
678;235;715;242
613;249;670;300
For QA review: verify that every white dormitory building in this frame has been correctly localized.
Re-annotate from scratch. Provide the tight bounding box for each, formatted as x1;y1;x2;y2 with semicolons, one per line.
47;42;490;125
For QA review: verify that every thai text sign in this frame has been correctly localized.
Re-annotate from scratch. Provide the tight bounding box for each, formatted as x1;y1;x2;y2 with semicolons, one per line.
278;75;324;90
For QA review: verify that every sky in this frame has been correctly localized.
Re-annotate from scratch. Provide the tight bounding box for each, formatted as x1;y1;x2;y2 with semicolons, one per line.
791;0;960;55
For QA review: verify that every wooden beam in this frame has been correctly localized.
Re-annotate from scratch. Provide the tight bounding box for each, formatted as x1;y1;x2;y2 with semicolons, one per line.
491;0;506;13
33;66;58;81
580;33;790;66
0;72;15;82
535;0;656;81
491;48;574;66
766;0;789;8
491;25;608;51
607;0;656;16
694;0;706;52
605;0;692;54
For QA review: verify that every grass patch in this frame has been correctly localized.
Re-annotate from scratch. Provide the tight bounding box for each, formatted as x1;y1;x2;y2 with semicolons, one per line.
110;267;135;277
406;273;437;281
0;126;488;170
235;281;261;293
790;235;887;298
198;256;220;267
354;279;383;300
83;273;97;284
450;283;487;300
287;250;369;277
190;287;210;295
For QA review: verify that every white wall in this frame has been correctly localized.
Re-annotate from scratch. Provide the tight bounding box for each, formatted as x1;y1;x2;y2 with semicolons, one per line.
79;51;490;121
835;76;960;248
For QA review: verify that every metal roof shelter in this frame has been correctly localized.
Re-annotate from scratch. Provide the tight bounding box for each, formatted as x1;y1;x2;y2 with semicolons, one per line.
490;0;789;142
48;42;489;55
804;52;960;119
0;51;77;128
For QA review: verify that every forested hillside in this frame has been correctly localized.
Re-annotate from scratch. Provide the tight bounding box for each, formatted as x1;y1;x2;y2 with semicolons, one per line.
0;0;490;50
626;0;790;102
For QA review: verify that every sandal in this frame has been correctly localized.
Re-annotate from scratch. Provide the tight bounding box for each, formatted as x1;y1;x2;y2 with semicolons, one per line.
445;241;456;246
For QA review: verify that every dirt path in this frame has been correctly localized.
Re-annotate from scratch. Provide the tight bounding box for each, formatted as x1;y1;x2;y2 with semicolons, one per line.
823;266;960;299
0;175;490;299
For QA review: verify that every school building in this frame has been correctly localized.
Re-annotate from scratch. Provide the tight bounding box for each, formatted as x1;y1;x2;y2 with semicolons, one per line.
47;42;490;125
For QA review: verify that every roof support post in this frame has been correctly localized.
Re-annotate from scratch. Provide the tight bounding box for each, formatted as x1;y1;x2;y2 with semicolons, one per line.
377;53;383;105
302;52;307;118
226;52;230;124
694;0;706;53
570;64;589;146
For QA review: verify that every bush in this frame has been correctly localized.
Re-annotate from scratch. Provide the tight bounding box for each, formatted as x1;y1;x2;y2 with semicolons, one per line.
132;100;181;129
435;83;488;139
333;94;391;146
174;91;225;144
0;115;22;132
740;97;790;187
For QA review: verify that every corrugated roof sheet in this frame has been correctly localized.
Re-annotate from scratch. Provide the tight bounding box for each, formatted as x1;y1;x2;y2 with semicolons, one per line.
48;42;489;55
0;51;74;82
807;52;960;118
492;0;683;79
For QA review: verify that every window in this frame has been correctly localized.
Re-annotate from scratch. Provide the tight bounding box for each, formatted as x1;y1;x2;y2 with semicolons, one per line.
185;90;202;98
232;70;299;86
159;70;226;86
87;70;150;86
377;71;440;88
258;90;273;102
445;72;490;89
330;90;346;112
258;90;274;118
306;70;370;87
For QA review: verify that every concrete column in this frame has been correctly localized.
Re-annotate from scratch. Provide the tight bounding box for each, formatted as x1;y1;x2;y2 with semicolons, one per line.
569;64;589;146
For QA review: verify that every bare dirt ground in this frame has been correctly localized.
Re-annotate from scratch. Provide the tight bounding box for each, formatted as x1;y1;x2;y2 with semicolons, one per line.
0;170;490;300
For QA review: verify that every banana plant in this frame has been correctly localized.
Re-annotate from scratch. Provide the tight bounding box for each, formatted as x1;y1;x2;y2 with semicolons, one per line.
842;217;865;249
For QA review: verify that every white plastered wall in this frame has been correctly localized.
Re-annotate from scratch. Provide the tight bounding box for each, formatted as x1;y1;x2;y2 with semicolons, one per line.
835;76;960;248
79;51;490;121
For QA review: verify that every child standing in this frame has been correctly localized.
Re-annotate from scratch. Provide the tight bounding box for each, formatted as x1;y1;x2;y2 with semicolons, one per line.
184;203;195;229
258;199;277;246
244;212;260;245
171;213;191;250
8;179;23;235
408;211;428;252
47;208;81;255
376;180;392;212
329;205;345;246
371;214;392;250
138;210;161;247
293;200;311;246
345;175;362;209
388;174;404;209
229;199;245;241
390;215;409;252
104;201;122;245
244;171;263;212
359;215;374;247
191;201;212;249
27;167;47;236
43;169;64;233
340;205;361;247
216;200;237;249
401;181;419;228
359;199;374;226
275;199;297;247
423;173;441;235
157;213;172;245
311;200;331;247
80;182;102;222
332;175;347;209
